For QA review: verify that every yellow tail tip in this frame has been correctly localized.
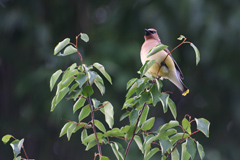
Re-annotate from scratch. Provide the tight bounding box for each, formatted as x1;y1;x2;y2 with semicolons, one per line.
182;89;189;96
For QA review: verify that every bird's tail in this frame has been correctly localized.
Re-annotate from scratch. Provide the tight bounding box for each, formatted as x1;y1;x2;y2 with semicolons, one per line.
168;73;189;96
180;81;189;96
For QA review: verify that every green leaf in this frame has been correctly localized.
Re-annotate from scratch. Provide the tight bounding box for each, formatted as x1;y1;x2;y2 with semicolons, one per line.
94;120;106;133
182;118;191;134
143;135;158;150
10;139;24;157
159;93;169;113
58;45;77;56
94;80;105;95
156;79;163;91
70;63;77;70
120;125;130;133
82;85;94;97
73;97;86;113
135;78;145;90
83;133;103;144
51;87;69;111
171;148;180;160
134;135;143;153
110;142;125;160
138;105;149;126
73;89;83;101
147;44;168;58
158;129;177;139
125;125;135;140
195;118;210;137
92;98;101;109
177;35;185;41
61;77;75;89
140;59;156;78
85;139;97;151
168;98;177;119
196;141;205;160
144;148;159;160
103;101;114;129
56;86;69;102
93;62;112;84
129;110;138;125
119;112;130;121
80;33;89;42
78;104;91;122
150;84;160;106
186;138;196;160
125;84;137;99
139;92;151;106
75;73;89;88
123;96;140;109
160;139;173;155
73;125;83;133
67;123;77;141
107;128;124;137
95;74;104;84
88;71;98;85
14;156;21;160
81;129;88;145
59;122;72;137
159;120;179;132
141;117;155;131
162;155;167;160
2;134;13;144
62;63;77;75
69;83;79;94
100;156;110;160
126;78;137;90
50;69;62;91
181;142;191;160
190;43;200;66
54;38;70;55
169;133;188;145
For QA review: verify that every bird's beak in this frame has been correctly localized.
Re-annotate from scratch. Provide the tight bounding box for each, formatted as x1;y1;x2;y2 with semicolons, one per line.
144;29;151;36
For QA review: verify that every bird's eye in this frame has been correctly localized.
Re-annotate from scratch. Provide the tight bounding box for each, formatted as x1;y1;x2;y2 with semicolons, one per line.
150;30;156;34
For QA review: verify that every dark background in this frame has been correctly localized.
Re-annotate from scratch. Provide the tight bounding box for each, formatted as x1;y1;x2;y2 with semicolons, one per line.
1;0;240;159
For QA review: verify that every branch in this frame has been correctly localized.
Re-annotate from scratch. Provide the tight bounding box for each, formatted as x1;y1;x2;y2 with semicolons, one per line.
124;103;147;160
87;95;102;157
76;33;84;65
22;144;29;160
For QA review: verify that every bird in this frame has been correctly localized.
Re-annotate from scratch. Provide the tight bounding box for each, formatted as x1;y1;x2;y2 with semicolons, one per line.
140;28;189;96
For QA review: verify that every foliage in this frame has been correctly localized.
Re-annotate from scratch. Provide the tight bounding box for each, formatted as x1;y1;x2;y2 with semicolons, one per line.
2;134;30;160
2;31;208;159
48;33;208;160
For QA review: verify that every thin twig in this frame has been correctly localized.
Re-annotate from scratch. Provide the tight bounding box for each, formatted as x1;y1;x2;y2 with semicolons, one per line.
124;103;147;160
76;33;84;65
22;145;29;160
169;37;187;54
87;95;102;157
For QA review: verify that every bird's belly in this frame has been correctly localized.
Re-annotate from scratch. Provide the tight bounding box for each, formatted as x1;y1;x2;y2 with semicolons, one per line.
147;62;169;78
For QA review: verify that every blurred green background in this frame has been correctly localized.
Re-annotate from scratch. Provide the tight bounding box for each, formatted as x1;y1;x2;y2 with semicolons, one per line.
1;0;240;159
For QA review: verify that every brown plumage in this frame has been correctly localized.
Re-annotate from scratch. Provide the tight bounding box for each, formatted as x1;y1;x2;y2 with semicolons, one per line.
140;28;189;96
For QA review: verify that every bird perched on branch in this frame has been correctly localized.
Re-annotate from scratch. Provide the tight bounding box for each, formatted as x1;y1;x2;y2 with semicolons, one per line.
140;28;189;96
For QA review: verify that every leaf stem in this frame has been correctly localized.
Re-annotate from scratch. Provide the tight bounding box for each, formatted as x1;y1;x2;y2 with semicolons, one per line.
124;103;147;160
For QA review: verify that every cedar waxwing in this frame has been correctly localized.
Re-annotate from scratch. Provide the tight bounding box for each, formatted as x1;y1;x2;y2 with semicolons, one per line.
140;28;189;96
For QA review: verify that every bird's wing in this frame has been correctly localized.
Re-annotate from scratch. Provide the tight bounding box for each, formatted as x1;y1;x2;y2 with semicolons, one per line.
164;48;184;79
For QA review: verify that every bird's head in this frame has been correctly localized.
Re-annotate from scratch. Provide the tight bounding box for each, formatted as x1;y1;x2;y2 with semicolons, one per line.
144;28;160;42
